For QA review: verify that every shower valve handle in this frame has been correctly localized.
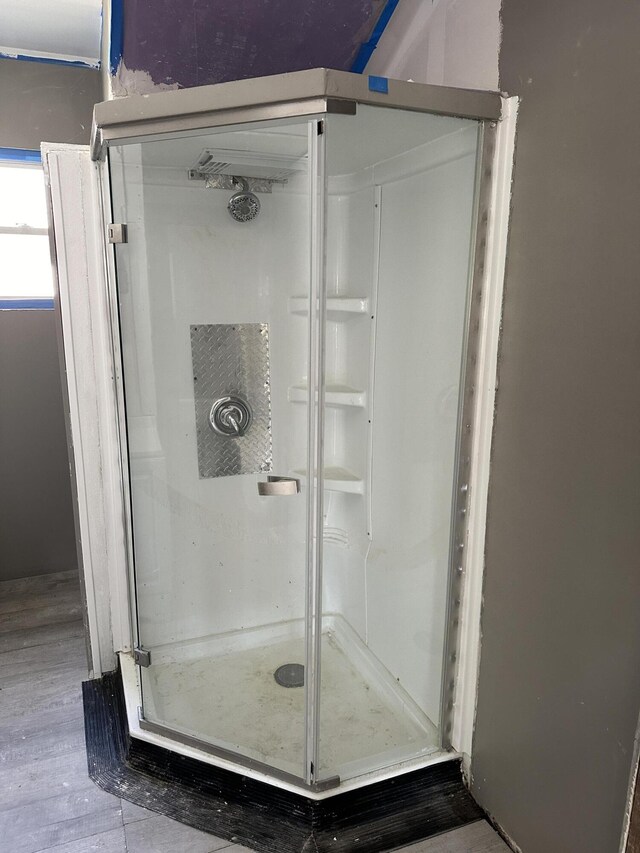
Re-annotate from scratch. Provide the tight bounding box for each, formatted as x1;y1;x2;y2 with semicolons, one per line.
222;412;240;435
209;395;252;437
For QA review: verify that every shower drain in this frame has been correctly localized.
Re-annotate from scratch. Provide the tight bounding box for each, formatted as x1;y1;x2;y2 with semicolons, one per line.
274;663;305;688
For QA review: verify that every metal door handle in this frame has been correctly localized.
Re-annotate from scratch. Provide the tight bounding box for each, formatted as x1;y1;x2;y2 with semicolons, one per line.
257;476;300;496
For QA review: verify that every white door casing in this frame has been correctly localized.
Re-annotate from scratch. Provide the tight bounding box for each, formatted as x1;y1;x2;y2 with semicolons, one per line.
43;143;130;676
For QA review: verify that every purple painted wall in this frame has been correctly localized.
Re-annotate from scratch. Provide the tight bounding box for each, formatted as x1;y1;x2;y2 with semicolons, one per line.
120;0;385;89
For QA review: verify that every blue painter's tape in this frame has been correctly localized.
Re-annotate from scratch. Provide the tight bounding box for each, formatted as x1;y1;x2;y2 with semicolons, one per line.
0;299;54;310
351;0;401;74
110;0;124;74
0;51;98;69
368;75;389;94
0;148;41;163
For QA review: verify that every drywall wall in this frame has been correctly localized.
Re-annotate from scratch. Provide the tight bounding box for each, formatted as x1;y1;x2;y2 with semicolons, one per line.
111;0;387;95
471;2;640;852
0;311;77;580
0;58;100;581
366;0;500;90
0;58;102;149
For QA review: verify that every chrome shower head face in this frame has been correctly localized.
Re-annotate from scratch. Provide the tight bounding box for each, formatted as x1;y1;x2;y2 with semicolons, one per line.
228;178;261;223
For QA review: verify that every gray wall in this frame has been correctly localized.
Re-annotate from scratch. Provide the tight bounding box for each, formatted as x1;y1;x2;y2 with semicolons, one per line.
0;58;100;580
0;311;77;580
471;2;640;852
0;58;102;148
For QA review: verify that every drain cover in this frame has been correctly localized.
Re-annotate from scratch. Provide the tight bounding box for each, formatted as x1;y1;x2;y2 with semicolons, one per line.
274;663;305;688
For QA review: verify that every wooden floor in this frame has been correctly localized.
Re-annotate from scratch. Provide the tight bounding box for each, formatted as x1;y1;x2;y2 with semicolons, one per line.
0;570;511;853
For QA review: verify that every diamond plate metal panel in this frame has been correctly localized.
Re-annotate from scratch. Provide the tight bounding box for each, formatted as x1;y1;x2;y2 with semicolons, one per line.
190;323;272;478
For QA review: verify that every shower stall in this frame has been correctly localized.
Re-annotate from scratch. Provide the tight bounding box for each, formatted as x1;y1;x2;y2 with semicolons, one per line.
47;69;515;800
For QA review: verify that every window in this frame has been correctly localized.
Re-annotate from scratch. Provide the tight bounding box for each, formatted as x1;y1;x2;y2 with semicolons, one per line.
0;150;54;309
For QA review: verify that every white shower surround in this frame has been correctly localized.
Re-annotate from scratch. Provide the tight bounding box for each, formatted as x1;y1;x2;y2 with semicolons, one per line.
43;83;517;796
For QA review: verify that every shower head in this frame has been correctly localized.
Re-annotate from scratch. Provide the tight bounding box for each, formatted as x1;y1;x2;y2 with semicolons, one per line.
227;177;261;223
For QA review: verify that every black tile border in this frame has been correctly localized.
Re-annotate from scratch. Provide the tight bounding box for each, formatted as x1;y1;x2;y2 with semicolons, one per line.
83;668;484;852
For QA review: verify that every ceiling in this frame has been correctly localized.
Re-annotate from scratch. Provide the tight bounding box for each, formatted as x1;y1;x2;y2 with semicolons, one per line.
119;0;389;89
0;0;397;86
0;0;102;66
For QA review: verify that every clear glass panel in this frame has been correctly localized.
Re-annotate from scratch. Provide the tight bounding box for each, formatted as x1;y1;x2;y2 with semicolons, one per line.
108;119;317;780
318;105;481;781
0;234;53;298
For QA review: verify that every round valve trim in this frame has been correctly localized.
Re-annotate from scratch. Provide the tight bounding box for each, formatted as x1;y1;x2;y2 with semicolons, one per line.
209;395;252;437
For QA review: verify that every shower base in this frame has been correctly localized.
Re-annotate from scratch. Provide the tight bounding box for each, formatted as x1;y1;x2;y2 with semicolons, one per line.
138;616;439;781
83;668;484;853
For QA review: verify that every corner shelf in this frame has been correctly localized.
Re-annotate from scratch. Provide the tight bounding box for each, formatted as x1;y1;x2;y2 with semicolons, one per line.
292;466;364;495
288;383;366;408
289;296;369;321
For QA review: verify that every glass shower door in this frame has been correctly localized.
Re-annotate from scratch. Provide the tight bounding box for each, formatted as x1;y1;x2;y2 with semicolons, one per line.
317;105;482;781
108;119;323;782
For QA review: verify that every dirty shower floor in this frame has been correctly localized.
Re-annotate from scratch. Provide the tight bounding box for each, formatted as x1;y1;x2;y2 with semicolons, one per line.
140;626;440;780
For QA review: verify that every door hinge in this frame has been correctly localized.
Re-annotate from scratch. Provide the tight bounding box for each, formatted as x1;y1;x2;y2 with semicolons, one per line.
108;223;128;244
133;646;151;667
